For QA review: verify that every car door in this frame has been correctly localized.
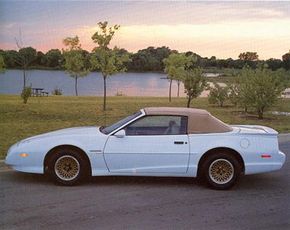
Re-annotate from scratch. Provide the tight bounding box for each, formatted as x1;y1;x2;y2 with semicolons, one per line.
103;115;190;174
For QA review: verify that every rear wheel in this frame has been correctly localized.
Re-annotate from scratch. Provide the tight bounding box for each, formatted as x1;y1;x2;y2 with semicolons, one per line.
202;152;241;190
48;148;87;185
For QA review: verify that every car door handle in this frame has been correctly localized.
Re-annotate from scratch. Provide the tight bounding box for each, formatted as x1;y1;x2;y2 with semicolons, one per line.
174;141;184;145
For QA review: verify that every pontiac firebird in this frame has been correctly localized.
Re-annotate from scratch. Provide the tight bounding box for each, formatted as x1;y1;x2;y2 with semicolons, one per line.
5;107;286;190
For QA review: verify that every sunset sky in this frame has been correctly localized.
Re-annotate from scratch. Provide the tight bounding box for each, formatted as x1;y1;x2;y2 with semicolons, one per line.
0;1;290;60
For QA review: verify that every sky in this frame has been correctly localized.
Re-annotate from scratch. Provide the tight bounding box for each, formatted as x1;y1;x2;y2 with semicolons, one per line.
0;1;290;60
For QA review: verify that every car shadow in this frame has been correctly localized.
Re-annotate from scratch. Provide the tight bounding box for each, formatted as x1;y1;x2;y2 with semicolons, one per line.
4;171;287;191
3;171;51;185
88;176;199;188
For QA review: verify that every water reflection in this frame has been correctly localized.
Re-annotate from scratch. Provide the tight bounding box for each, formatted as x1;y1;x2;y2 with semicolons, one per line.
0;70;221;97
0;70;185;97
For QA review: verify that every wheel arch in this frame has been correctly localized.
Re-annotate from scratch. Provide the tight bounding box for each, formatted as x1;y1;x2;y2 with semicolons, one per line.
44;144;92;176
197;147;245;178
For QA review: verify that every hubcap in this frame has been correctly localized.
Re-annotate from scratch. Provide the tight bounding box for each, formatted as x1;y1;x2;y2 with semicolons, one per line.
55;155;80;181
209;159;234;184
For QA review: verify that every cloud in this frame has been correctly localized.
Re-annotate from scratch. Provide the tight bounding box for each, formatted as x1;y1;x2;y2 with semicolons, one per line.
1;1;289;59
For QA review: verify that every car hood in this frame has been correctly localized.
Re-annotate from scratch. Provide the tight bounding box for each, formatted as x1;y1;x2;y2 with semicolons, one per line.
19;126;102;144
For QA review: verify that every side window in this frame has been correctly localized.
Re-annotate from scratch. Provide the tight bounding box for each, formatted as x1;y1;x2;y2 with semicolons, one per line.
125;115;187;136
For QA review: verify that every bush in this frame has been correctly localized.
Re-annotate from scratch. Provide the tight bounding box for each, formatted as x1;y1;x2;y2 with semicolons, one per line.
52;87;62;95
21;87;32;104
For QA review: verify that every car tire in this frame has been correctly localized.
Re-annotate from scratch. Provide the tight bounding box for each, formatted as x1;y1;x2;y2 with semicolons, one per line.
202;152;241;190
49;148;87;186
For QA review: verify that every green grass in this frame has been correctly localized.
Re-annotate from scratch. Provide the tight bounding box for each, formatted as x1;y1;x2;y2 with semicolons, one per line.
1;95;290;159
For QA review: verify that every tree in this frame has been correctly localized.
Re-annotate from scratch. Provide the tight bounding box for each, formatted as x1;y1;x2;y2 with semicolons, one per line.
0;55;5;73
182;68;208;108
208;83;229;107
128;46;172;72
1;50;20;68
14;31;37;88
163;53;191;101
34;51;45;67
45;49;63;68
63;36;89;96
238;52;259;69
238;52;259;61
266;58;283;71
90;21;130;111
237;65;286;119
282;50;290;70
17;47;37;88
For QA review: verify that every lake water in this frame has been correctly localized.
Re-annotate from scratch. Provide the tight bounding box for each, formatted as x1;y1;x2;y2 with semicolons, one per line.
0;70;189;97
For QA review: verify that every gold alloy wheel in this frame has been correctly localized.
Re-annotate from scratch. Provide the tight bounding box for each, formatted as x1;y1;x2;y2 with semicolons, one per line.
209;159;234;184
54;155;80;181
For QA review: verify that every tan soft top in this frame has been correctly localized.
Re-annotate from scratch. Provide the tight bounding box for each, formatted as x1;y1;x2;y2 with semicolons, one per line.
144;107;232;133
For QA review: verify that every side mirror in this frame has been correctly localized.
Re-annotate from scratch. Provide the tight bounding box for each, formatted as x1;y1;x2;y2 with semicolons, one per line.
114;129;126;138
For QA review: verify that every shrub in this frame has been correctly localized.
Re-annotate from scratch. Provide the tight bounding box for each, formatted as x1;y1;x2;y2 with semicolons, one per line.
52;87;62;95
21;87;32;104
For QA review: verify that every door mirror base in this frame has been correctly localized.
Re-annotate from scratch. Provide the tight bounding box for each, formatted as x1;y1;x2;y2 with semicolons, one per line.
114;129;126;138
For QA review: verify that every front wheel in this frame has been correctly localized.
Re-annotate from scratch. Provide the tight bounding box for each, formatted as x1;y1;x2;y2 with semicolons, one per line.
202;153;241;190
49;148;87;186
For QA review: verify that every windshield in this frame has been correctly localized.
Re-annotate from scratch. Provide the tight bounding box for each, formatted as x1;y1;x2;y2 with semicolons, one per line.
101;111;142;134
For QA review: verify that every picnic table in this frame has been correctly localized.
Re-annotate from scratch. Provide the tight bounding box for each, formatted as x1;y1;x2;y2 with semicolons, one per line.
31;88;49;97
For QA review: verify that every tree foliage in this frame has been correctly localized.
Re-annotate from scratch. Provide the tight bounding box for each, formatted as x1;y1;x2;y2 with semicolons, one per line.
237;65;286;119
128;46;173;72
228;84;239;107
282;50;290;70
238;52;259;61
0;47;289;72
63;36;89;96
182;68;208;108
92;21;120;48
45;49;63;68
0;55;5;73
208;83;229;107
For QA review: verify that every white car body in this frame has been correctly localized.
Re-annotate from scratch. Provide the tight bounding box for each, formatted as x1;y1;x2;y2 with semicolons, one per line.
5;107;286;189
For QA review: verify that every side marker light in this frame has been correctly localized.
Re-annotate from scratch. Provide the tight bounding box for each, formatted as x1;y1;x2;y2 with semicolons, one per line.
261;154;271;158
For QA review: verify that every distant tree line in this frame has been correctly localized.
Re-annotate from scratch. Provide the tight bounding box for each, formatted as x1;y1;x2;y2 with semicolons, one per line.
1;47;290;72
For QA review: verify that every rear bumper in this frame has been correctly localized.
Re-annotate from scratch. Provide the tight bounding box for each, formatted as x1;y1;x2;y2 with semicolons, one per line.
245;151;286;175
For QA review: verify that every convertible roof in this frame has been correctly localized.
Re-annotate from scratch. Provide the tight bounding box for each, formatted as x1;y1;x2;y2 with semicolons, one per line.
144;107;232;133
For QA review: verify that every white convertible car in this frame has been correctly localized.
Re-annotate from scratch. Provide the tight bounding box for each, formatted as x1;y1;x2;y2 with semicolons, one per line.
5;107;286;189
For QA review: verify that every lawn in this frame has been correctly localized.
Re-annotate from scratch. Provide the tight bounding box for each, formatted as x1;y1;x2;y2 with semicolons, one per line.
1;94;290;159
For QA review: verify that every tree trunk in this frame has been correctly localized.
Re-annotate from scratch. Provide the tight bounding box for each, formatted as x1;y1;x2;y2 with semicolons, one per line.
103;75;107;111
258;108;264;119
169;79;172;102
23;68;26;89
177;80;180;97
75;76;78;96
187;96;192;108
